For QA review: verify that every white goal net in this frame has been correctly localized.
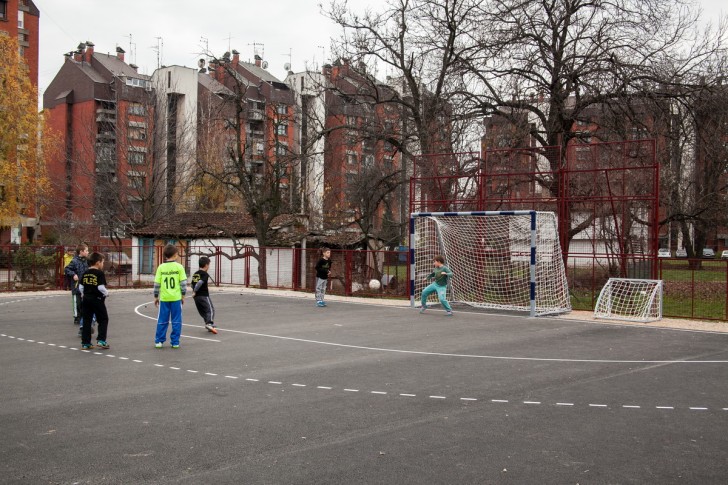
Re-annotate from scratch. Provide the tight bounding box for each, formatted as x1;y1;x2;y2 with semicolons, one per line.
410;211;571;317
594;278;663;322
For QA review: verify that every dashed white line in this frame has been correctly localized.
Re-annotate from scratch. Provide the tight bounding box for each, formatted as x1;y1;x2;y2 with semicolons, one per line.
1;334;726;414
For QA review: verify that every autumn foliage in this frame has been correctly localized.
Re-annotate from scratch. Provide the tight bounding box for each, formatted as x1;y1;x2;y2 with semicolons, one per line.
0;35;52;224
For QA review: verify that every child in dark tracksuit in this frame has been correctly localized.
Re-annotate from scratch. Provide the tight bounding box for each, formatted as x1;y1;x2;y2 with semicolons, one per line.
192;256;217;334
79;252;110;349
314;248;332;307
65;243;89;327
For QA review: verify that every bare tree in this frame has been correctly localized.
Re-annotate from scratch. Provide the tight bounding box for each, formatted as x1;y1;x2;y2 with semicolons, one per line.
191;53;298;288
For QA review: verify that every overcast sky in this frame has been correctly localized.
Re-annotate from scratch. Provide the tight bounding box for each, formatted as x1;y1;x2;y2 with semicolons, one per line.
35;0;727;105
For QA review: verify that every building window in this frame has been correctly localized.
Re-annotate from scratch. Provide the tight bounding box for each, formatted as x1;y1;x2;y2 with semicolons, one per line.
127;171;146;190
347;151;357;165
139;238;155;274
128;151;145;165
0;2;7;20
277;105;287;115
128;127;147;140
17;9;23;28
276;124;287;136
128;103;146;116
126;77;148;89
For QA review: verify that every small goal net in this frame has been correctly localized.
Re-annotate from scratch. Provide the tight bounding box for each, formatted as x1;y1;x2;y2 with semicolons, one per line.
594;278;663;322
410;211;571;317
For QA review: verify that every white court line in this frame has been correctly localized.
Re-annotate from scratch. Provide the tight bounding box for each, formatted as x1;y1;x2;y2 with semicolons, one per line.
291;383;306;387
589;404;608;407
317;386;332;389
269;381;282;384
430;396;446;399
656;406;674;410
524;401;541;404
556;403;574;406
492;399;508;403
133;303;219;342
461;398;477;401
132;302;728;363
371;391;387;395
623;405;641;409
400;393;416;397
344;389;359;392
690;407;709;411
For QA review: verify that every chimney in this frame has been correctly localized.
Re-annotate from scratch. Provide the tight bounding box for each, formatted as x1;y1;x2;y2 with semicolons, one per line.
232;49;240;67
84;41;95;63
116;46;125;62
129;63;138;72
74;42;85;62
254;54;262;67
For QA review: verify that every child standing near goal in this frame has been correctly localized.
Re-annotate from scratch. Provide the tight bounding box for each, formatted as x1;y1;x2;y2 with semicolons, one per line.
191;256;217;334
420;255;454;316
314;248;332;307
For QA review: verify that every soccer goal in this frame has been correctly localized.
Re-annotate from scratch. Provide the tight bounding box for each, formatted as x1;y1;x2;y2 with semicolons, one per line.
594;278;663;322
410;211;571;317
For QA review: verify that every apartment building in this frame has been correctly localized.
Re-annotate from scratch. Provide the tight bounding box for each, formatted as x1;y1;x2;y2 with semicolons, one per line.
0;0;39;88
43;42;155;242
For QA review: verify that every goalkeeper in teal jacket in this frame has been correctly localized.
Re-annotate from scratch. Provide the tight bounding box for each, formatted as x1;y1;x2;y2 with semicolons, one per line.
419;255;454;316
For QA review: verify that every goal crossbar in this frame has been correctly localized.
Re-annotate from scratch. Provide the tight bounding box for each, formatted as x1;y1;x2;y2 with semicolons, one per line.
410;210;571;317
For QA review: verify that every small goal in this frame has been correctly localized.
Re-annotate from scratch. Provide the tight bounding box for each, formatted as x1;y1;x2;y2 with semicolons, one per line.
594;278;663;322
410;210;571;317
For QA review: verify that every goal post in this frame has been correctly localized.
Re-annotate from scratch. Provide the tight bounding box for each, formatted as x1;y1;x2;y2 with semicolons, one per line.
410;211;571;317
594;278;663;322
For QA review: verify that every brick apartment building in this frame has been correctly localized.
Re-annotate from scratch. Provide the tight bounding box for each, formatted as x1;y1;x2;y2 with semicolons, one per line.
286;59;405;245
0;0;39;88
43;42;155;243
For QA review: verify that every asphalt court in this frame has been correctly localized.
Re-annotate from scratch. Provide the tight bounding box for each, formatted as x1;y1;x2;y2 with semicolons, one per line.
1;289;728;484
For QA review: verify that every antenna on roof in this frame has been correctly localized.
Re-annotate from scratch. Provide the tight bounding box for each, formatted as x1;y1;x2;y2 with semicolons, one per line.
248;42;265;62
125;34;136;65
152;37;164;69
224;33;235;53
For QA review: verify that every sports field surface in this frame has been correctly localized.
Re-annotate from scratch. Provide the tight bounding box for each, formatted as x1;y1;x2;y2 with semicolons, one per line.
1;288;727;483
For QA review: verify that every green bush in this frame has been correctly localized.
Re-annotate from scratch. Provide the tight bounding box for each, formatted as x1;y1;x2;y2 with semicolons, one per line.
12;246;56;283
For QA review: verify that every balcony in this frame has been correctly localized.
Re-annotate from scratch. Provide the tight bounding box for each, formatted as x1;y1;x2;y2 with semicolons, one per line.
96;131;116;141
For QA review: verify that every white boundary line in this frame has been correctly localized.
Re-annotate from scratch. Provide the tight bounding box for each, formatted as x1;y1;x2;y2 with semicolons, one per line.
129;297;728;364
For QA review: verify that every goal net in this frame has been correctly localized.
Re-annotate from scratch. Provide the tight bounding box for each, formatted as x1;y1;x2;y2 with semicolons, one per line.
594;278;663;322
410;211;571;317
